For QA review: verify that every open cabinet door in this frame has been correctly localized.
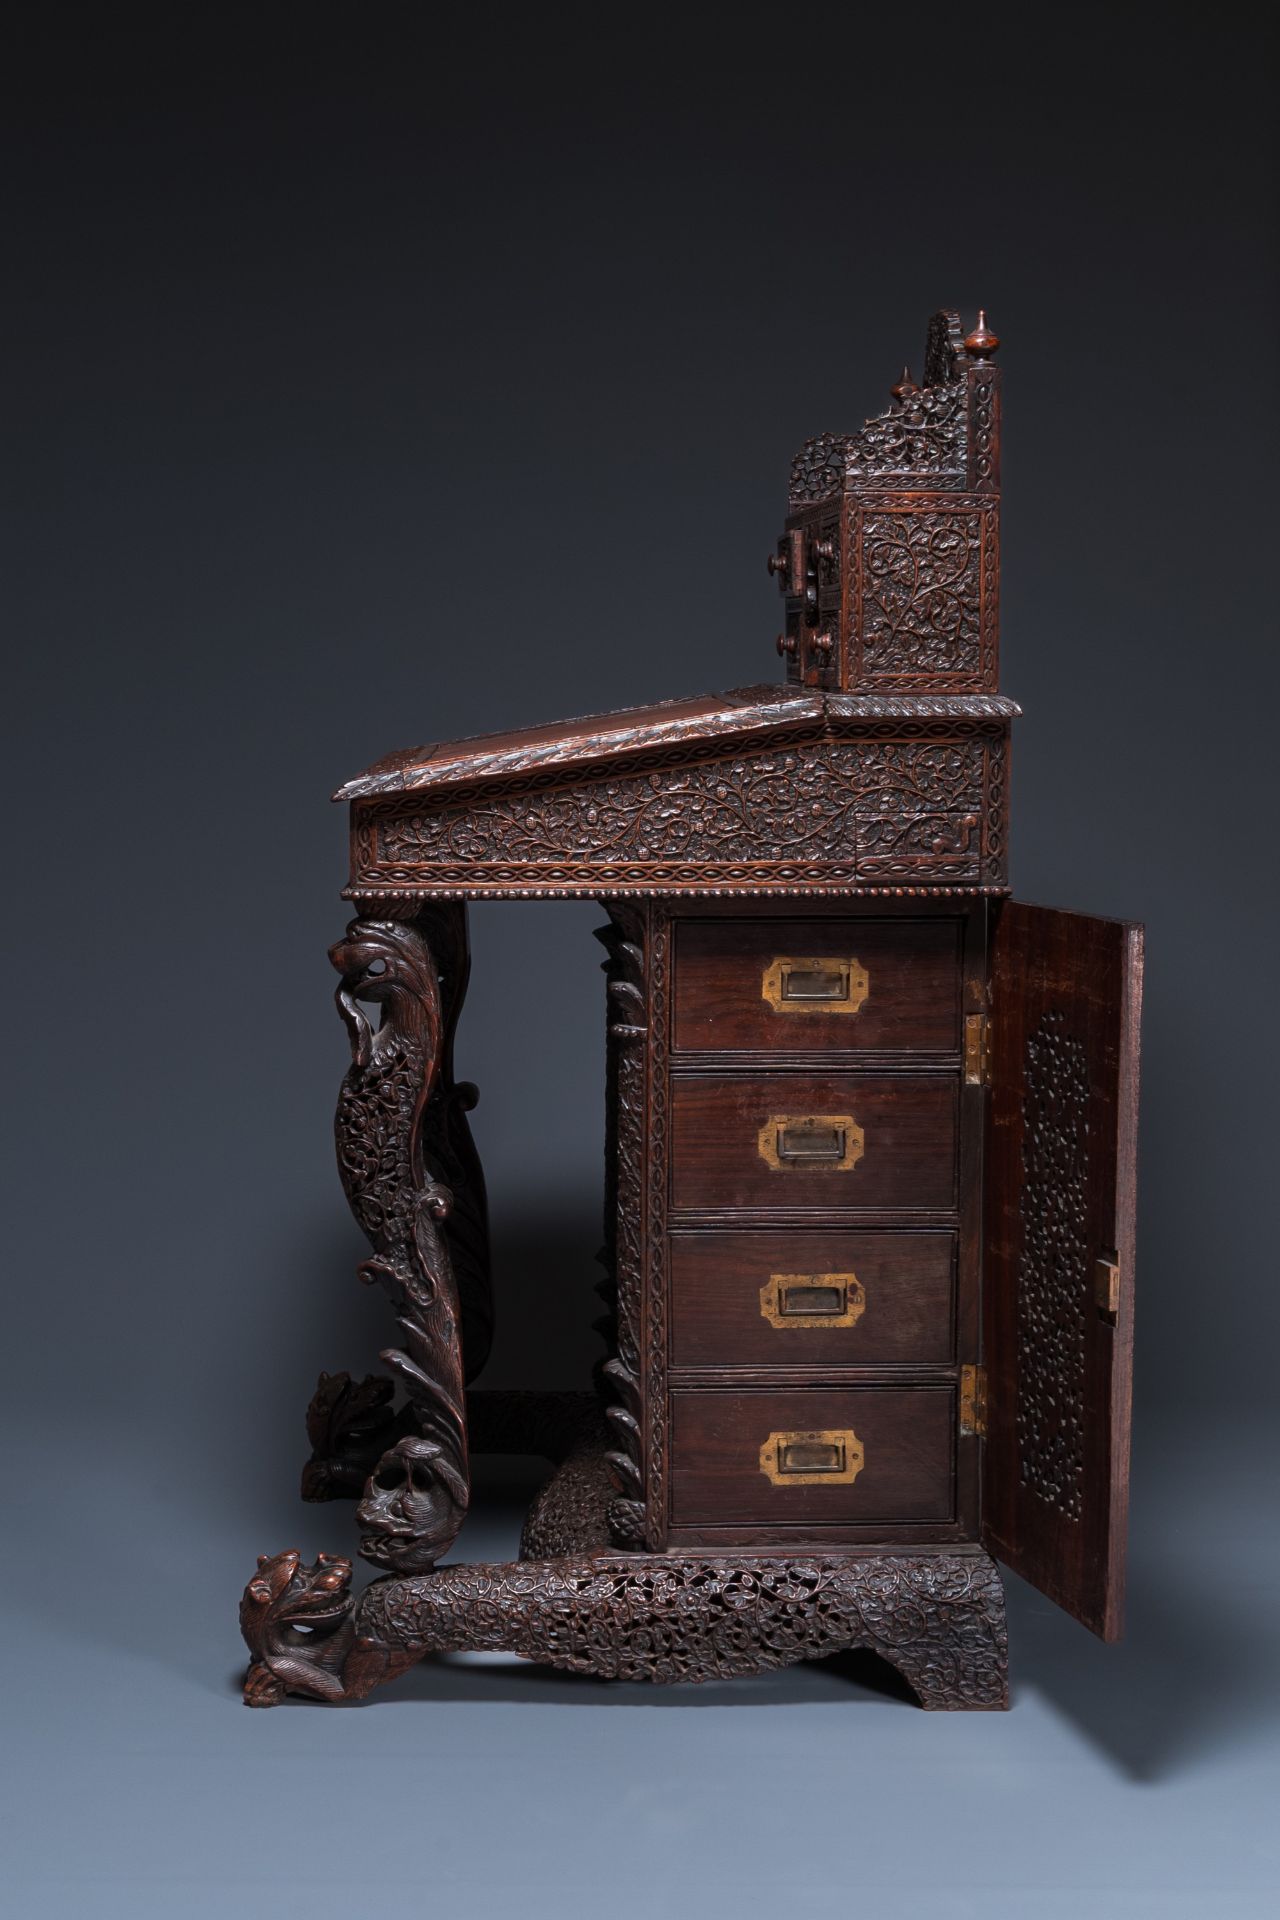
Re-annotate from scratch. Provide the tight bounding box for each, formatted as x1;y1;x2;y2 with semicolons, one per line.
983;903;1143;1640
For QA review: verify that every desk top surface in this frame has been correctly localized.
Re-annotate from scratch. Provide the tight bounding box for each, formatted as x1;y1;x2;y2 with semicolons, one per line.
336;687;1020;804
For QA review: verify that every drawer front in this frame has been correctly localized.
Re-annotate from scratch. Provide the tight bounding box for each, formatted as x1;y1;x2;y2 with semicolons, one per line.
669;1230;955;1369
670;1386;954;1526
669;1073;958;1213
673;918;961;1054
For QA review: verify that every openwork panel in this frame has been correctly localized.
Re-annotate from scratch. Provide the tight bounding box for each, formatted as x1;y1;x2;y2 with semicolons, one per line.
1016;1012;1091;1521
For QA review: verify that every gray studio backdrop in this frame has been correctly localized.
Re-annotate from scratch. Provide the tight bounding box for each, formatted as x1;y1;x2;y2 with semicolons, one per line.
4;12;1277;1918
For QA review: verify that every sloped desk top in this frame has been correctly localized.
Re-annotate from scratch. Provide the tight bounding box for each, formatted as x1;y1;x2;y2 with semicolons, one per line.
338;686;1019;901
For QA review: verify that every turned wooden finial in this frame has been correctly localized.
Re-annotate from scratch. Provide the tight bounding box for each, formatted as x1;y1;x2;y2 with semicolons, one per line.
964;310;1000;361
890;364;919;404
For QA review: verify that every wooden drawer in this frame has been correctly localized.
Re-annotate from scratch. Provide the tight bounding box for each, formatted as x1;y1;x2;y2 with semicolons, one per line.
669;1386;955;1527
673;918;961;1054
669;1073;958;1213
669;1230;955;1369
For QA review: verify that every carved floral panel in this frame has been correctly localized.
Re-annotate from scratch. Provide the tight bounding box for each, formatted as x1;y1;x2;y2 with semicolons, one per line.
848;504;997;690
350;730;1009;893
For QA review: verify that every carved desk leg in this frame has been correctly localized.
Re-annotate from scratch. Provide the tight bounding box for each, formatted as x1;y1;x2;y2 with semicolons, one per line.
301;906;492;1505
310;917;474;1592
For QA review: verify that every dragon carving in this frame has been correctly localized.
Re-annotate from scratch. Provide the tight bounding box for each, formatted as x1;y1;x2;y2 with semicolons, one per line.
324;916;474;1574
238;1540;1008;1710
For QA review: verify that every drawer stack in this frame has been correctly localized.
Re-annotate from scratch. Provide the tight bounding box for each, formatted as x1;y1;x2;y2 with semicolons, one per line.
663;915;975;1547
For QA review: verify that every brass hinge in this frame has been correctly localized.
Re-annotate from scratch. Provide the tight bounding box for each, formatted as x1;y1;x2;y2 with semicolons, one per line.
960;1363;988;1436
1095;1255;1121;1323
964;1013;991;1086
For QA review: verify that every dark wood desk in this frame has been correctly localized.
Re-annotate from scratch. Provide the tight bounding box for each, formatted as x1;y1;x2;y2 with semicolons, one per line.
239;310;1141;1711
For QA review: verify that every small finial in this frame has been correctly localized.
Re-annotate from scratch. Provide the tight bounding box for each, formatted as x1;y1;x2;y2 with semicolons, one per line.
890;365;919;405
964;310;1000;361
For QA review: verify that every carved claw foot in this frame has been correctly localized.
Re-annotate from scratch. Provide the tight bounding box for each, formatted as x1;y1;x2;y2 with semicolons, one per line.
239;1549;426;1707
242;1662;285;1708
239;1549;358;1705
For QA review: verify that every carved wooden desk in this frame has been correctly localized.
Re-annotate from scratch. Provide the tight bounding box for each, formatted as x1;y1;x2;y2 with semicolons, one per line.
240;311;1142;1711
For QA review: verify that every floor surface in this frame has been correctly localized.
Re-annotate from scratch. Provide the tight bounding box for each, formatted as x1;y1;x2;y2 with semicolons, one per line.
2;1415;1275;1919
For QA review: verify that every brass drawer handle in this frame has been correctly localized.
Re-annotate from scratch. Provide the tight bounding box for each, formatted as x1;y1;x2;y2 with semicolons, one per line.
759;1271;865;1329
757;1113;864;1172
759;1428;864;1486
763;954;869;1015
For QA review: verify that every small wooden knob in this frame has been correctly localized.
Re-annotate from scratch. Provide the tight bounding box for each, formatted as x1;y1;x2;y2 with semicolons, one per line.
812;538;835;561
776;632;797;657
964;311;1000;360
890;365;919;404
767;551;789;579
812;631;834;654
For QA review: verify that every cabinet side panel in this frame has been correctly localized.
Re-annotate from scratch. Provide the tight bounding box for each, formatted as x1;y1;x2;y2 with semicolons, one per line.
984;902;1143;1640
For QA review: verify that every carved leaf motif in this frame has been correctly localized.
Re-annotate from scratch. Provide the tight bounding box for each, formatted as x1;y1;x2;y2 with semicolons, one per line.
862;512;982;678
372;740;993;879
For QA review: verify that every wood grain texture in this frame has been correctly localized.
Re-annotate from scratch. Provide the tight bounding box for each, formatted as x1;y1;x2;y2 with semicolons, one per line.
670;1387;955;1528
669;1072;959;1213
983;901;1143;1641
673;916;962;1053
668;1229;956;1369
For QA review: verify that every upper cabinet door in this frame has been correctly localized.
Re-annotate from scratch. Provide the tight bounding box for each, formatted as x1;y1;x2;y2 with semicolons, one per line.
982;903;1144;1640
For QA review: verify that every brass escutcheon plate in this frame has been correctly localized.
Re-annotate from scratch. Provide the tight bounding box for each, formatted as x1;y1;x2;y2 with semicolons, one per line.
757;1113;864;1173
762;954;869;1015
759;1428;864;1486
759;1272;865;1329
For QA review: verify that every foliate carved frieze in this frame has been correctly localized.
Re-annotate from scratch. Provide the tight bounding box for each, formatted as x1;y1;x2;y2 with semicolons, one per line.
352;728;1009;894
789;315;969;507
789;385;968;505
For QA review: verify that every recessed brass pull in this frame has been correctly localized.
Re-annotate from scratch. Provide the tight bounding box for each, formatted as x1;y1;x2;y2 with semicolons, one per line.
759;1428;864;1486
763;955;869;1015
759;1272;865;1329
757;1113;864;1173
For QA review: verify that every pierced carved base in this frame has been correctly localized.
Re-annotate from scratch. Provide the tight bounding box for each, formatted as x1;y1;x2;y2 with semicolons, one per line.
241;1546;1008;1711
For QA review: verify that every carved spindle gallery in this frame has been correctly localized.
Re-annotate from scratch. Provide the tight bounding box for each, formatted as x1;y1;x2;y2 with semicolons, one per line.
242;311;1142;1709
